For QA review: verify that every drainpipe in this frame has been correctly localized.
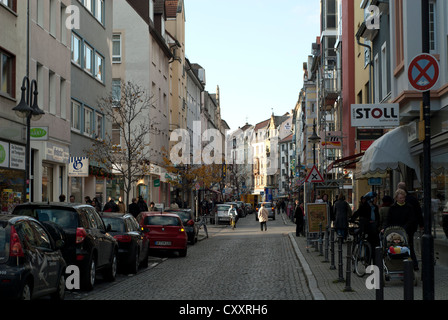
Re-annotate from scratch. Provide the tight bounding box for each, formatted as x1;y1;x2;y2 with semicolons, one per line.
356;35;373;104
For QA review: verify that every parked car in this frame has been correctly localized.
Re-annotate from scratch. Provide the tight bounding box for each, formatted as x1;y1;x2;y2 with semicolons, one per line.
12;202;118;291
164;209;199;245
0;215;66;300
245;203;254;214
137;212;188;257
235;201;247;217
216;204;237;225
102;213;149;274
255;202;275;221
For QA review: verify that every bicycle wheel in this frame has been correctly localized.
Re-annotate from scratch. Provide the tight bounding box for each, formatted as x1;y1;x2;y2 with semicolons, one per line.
354;241;372;277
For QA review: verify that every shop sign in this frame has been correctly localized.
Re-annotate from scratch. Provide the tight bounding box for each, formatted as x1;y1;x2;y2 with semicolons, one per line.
351;104;400;128
69;157;89;177
30;127;49;140
320;131;342;149
0;141;9;168
9;144;25;170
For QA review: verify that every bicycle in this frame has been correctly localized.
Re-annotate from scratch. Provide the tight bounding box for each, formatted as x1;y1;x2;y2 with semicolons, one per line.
197;215;209;238
350;221;372;277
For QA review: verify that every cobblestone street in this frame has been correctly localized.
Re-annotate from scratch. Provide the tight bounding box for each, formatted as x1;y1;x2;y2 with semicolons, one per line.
70;215;312;301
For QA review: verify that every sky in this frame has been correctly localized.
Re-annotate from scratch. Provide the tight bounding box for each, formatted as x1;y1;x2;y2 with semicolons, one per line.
185;0;321;132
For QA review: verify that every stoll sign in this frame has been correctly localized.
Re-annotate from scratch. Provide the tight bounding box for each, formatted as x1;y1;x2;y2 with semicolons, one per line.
351;104;400;128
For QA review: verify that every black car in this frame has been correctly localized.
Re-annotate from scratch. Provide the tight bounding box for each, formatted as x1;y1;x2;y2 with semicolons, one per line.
164;209;199;244
0;215;66;300
102;213;149;274
12;202;118;291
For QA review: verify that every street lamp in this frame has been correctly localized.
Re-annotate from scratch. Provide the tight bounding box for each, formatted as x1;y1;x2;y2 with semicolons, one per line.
308;120;321;202
13;76;45;202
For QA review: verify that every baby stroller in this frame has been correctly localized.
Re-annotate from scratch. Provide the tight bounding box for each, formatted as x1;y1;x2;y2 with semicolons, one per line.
381;226;418;286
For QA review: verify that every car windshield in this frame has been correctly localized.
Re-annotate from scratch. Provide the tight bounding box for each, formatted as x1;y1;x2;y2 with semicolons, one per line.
102;217;125;232
14;208;78;228
217;205;230;212
144;216;180;226
0;222;8;262
173;211;191;223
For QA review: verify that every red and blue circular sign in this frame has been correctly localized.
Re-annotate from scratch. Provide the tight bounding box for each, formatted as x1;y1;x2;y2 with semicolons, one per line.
408;53;440;92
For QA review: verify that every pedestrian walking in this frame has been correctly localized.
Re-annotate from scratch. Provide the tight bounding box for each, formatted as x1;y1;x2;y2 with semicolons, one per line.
129;198;140;218
258;202;269;231
382;188;419;270
137;196;148;212
351;192;380;250
333;192;352;240
59;194;66;202
379;195;394;228
294;200;304;237
117;197;125;213
103;198;119;212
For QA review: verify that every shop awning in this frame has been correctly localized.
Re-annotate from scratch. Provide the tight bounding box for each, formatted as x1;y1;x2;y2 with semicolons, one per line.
327;152;365;172
360;126;421;181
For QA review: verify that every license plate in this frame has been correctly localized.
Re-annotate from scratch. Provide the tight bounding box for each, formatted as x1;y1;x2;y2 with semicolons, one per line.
155;241;171;246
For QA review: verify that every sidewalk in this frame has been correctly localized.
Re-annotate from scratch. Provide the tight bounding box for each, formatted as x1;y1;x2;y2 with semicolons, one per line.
282;212;448;300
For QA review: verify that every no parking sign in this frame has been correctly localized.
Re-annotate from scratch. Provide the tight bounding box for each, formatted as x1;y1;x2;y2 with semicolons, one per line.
408;53;440;92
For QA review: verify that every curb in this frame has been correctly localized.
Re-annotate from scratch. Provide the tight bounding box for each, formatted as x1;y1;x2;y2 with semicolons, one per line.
288;232;326;300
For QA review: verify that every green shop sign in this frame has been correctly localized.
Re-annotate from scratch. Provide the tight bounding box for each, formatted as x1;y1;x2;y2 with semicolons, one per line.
30;127;48;140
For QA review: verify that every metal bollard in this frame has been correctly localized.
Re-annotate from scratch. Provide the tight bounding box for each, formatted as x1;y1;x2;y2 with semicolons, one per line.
330;228;336;270
344;239;353;292
375;246;384;300
318;223;323;256
337;235;344;282
404;259;414;300
323;225;330;262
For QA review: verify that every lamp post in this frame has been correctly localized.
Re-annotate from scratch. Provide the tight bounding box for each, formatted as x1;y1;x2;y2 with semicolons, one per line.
308;120;321;202
13;76;45;203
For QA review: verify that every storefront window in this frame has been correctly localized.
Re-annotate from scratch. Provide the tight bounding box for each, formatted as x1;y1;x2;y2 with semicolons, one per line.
431;153;448;239
42;164;53;202
70;177;82;203
0;169;24;213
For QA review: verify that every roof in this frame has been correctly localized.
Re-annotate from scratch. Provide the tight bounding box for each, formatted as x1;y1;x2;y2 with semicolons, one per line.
165;0;179;18
254;119;270;131
280;133;293;143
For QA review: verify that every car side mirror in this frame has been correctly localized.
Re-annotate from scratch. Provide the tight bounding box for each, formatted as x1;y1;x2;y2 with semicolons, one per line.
106;224;112;232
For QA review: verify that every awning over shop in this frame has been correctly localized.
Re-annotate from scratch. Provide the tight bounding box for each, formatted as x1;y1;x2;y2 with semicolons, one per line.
327;152;365;172
360;126;421;182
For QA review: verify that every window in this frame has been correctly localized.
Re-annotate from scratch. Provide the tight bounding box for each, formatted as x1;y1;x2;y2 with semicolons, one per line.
112;34;122;63
381;43;388;99
95;52;104;82
394;0;404;74
429;0;437;52
95;0;104;24
96;113;103;139
112;79;121;104
84;0;92;12
71;100;81;131
0;50;13;96
112;123;121;146
84;43;93;74
0;0;16;11
71;33;82;66
84;107;93;136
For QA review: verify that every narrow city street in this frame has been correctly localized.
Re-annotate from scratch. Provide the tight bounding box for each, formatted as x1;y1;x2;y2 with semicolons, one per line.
66;214;312;301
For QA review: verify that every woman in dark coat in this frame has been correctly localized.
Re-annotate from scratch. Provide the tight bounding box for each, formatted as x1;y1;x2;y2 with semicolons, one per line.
333;192;352;240
294;200;304;237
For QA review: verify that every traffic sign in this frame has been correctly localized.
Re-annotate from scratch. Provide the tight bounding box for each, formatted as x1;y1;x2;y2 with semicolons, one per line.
305;165;324;183
408;53;439;92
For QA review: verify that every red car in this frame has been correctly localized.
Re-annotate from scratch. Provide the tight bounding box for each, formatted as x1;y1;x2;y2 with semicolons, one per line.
137;212;188;257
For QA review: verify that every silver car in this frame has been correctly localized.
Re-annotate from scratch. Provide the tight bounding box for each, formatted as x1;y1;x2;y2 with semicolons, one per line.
216;204;237;225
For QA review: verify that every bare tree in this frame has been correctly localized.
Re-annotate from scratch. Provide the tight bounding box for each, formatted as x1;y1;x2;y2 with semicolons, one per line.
85;81;158;210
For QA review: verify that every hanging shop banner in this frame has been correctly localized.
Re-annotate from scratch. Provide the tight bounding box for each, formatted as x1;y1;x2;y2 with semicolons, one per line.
351;104;400;128
69;157;89;177
320;131;342;149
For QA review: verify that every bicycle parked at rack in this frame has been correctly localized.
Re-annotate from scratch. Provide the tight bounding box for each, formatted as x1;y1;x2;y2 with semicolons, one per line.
349;221;372;277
